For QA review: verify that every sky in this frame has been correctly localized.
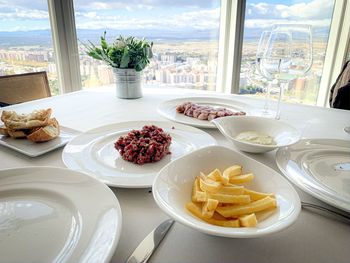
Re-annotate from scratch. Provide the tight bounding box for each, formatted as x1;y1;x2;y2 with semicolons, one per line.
0;0;334;33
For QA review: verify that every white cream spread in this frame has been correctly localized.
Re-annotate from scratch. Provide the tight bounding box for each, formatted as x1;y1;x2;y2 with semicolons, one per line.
235;131;276;145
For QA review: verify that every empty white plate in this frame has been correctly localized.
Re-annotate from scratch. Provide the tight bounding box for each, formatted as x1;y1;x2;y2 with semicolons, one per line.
153;146;301;238
62;121;216;188
157;97;252;129
0;167;122;263
276;139;350;212
0;126;79;157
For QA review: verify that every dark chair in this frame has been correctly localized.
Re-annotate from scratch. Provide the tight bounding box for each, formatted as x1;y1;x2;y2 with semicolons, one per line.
329;61;350;110
0;71;51;106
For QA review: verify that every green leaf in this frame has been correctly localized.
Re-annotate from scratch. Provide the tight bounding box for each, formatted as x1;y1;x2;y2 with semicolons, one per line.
120;49;130;68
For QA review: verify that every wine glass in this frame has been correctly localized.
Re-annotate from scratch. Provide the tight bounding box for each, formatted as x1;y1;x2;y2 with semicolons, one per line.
261;24;313;119
255;31;275;117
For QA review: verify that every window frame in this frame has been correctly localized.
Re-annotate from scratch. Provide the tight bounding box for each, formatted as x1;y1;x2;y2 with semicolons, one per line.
48;0;349;107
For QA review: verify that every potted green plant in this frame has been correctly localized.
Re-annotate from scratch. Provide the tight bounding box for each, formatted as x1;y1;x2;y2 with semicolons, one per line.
85;32;153;99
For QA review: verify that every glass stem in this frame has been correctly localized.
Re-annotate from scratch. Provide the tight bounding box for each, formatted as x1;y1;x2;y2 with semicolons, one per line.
275;81;286;120
263;82;271;112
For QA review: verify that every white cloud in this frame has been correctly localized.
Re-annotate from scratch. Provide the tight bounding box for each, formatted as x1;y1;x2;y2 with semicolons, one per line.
76;8;220;31
247;0;333;20
0;8;48;19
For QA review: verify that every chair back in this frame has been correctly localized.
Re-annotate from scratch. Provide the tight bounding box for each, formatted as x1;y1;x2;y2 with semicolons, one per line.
0;72;51;105
329;61;350;110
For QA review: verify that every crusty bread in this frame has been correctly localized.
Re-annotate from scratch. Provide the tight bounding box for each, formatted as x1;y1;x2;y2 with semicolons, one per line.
0;127;9;136
1;108;52;130
27;118;60;142
7;129;28;138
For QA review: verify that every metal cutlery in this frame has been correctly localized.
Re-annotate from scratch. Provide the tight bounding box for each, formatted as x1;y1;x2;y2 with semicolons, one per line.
126;219;174;263
301;202;350;221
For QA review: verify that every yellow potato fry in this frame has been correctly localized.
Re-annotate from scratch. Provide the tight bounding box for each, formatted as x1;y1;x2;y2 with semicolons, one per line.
243;188;275;201
192;177;207;202
204;198;219;211
239;213;258;227
207;169;229;184
229;173;254;184
207;193;251;204
202;199;219;219
186;202;240;227
216;185;244;195
216;196;277;217
199;174;221;193
223;165;242;181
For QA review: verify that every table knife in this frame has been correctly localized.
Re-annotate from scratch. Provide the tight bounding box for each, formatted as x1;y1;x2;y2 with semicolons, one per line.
126;219;174;263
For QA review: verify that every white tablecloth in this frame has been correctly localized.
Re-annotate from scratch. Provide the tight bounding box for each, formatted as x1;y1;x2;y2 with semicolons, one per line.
1;86;349;263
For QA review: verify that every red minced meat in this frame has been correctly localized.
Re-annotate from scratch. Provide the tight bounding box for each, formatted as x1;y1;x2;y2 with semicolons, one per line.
114;125;172;165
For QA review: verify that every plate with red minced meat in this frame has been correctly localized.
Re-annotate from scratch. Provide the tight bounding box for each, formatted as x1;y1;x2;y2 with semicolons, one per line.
158;97;253;129
62;121;216;188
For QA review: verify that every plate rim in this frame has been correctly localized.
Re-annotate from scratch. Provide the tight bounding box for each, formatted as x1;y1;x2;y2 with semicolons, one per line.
276;138;350;212
0;166;122;263
62;120;217;188
157;96;253;129
0;126;80;157
153;145;301;238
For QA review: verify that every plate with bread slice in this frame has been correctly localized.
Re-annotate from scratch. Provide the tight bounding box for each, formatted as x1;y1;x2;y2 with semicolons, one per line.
0;108;79;157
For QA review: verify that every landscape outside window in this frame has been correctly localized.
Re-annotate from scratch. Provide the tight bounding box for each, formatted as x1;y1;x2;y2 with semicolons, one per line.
240;0;335;105
0;0;59;95
73;0;220;91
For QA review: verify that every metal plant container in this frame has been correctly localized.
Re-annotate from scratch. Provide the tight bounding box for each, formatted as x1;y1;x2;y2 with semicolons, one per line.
113;68;142;99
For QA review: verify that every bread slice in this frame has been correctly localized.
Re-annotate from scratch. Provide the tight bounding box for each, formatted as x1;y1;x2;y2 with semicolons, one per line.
0;127;9;136
1;108;52;130
27;118;60;143
7;129;28;138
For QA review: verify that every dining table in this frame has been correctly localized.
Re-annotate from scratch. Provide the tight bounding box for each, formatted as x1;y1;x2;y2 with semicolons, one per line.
0;85;349;263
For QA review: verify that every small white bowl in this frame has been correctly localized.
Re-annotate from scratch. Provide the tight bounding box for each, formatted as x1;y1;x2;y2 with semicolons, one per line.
152;146;301;238
212;116;301;153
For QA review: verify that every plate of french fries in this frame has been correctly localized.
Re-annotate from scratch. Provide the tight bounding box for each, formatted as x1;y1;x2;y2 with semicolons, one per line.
153;145;301;238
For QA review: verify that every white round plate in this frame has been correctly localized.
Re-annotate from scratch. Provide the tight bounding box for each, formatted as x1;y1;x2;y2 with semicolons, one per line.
212;116;301;153
62;121;216;188
153;146;301;238
157;97;252;129
0;167;122;263
276;139;350;212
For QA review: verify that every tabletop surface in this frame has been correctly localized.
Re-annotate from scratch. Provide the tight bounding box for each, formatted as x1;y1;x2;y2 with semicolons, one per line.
0;86;349;263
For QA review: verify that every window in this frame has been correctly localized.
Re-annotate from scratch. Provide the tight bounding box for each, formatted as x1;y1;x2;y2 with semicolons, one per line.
73;0;221;91
239;0;336;105
0;0;60;95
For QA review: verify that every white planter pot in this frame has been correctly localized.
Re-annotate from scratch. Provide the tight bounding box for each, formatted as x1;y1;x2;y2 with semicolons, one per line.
113;68;142;99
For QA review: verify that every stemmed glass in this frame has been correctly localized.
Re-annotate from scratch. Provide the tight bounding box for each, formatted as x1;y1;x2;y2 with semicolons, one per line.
261;24;313;119
255;31;275;117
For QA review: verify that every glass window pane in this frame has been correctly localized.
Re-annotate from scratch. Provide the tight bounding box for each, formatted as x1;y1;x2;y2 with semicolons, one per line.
240;0;336;105
73;0;221;91
0;0;60;95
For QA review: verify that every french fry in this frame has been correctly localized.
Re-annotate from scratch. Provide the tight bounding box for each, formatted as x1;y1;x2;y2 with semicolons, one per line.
201;198;219;218
199;174;221;193
216;196;277;217
223;165;242;182
243;188;275;201
239;213;258;227
229;173;254;184
192;177;207;202
215;185;244;195
186;202;240;227
207;168;229;184
207;193;251;204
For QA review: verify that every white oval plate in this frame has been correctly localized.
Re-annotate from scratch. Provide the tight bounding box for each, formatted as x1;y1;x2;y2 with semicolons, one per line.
157;97;252;129
0;167;121;263
62;121;216;188
153;146;301;238
276;139;350;212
